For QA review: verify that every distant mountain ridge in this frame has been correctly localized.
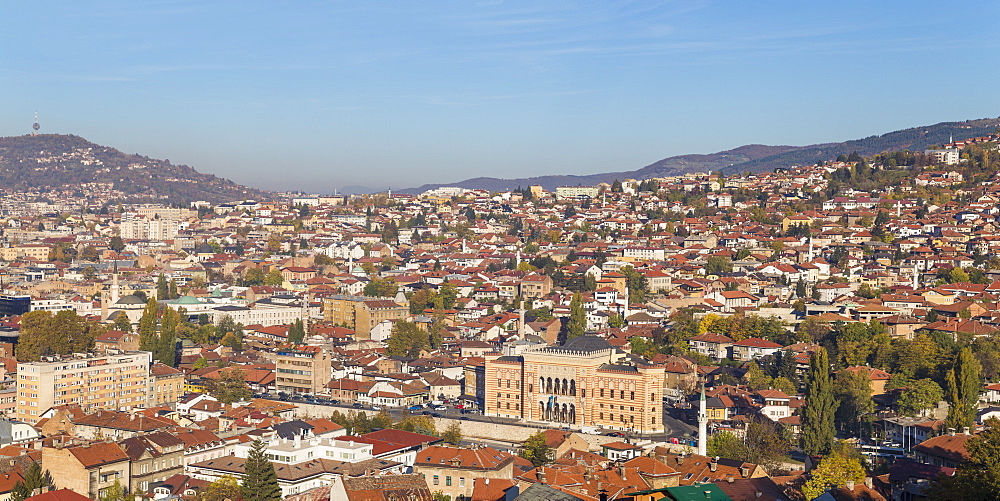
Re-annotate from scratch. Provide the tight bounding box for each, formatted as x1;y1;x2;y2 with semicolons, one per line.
0;134;269;203
401;117;1000;193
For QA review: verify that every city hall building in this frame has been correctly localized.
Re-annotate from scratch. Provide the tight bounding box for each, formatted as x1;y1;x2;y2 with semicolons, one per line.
484;335;665;435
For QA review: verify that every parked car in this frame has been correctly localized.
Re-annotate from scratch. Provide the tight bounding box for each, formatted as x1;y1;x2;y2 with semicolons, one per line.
330;399;340;405
408;405;424;411
352;403;364;409
434;406;447;411
372;406;382;411
605;432;625;437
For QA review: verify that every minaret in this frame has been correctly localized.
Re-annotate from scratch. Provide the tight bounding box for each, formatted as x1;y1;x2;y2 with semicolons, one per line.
808;237;814;262
516;249;522;268
519;298;526;337
622;283;629;321
697;381;708;456
912;264;919;290
112;261;120;305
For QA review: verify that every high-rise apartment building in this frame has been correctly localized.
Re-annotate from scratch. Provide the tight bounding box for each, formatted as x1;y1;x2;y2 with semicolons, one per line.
274;344;330;394
16;352;153;423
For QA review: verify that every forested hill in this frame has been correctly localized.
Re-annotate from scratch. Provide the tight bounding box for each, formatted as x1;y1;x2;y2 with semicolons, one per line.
400;117;1000;193
0;134;270;203
722;117;1000;175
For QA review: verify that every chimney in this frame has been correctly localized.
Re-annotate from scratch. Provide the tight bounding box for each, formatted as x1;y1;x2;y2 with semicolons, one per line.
536;468;547;484
709;456;718;472
584;468;594;481
846;480;855;491
741;466;750;478
962;427;971;435
948;428;956;436
676;455;684;465
726;475;734;483
865;477;873;489
617;464;625;479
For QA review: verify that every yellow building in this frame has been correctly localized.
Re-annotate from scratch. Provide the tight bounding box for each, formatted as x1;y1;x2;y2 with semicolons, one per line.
17;352;153;424
274;344;331;394
485;335;665;434
0;245;50;261
323;295;408;339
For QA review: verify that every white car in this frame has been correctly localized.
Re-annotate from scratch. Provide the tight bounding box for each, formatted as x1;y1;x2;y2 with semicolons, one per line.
434;406;447;411
372;406;382;411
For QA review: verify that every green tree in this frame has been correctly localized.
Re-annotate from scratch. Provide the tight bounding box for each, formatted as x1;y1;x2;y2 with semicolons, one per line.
834;368;874;435
802;347;836;456
99;479;129;501
112;313;133;333
946;347;982;432
157;273;169;300
442;421;463;445
241;439;281;501
138;298;159;352
157;306;179;366
925;417;1000;500
363;277;398;297
566;293;586;340
896;378;944;417
263;269;284;286
520;431;552;467
168;279;179;299
395;415;438;436
109;235;125;253
801;446;866;500
10;461;54;501
210;368;251;404
198;475;242;501
244;268;265;286
949;267;970;284
15;310;102;362
620;265;649;303
386;321;430;357
705;256;733;276
287;318;306;344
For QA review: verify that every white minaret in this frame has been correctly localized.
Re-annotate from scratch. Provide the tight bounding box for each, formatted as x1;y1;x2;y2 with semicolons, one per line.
912;264;919;290
622;283;630;321
519;298;526;337
516;249;522;268
697;381;708;456
808;237;814;262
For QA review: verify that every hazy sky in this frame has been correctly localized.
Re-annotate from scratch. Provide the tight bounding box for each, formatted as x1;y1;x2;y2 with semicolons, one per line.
3;1;997;192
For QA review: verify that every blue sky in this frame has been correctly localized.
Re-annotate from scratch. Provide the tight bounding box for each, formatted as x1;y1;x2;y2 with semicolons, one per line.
2;1;997;192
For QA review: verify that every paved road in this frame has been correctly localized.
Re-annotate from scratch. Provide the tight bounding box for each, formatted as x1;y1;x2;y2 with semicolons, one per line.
264;395;694;440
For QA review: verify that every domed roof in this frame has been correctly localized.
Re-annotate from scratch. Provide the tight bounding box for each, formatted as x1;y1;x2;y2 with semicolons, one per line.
172;295;203;305
116;295;147;305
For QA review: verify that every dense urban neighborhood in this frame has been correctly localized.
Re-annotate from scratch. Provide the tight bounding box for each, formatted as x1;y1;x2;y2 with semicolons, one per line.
3;135;1000;501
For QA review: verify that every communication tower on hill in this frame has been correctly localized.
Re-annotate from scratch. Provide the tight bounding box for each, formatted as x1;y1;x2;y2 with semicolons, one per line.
32;112;40;136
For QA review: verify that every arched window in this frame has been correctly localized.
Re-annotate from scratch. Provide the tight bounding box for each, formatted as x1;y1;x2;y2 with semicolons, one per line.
546;377;553;394
570;380;577;396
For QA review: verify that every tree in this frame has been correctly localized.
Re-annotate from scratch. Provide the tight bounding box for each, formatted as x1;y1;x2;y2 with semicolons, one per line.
138;298;159;352
705;256;733;276
241;439;281;501
10;461;53;501
15;310;101;362
442;421;462;445
210;368;251;404
263;269;284;286
395;415;438;436
802;347;836;456
566;293;586;340
168;278;179;299
946;347;982;432
157;274;169;300
287;318;306;344
801;446;866;500
834;368;873;436
198;475;243;501
896;378;944;417
99;479;129;501
925;417;1000;500
620;265;649;303
157;306;179;366
244;268;265;286
386;321;430;357
364;277;398;297
109;235;125;253
520;431;552;467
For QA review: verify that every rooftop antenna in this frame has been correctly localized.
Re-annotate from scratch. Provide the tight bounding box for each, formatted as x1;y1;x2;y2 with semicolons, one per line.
32;112;40;136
